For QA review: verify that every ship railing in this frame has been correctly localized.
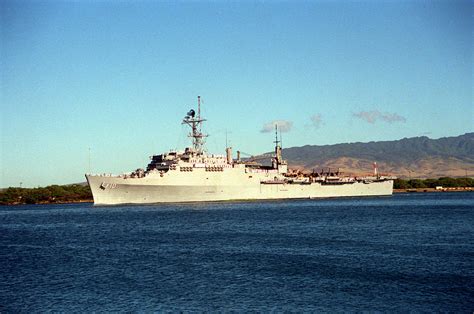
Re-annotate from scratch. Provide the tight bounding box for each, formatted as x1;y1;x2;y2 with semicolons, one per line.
89;173;115;177
246;168;278;174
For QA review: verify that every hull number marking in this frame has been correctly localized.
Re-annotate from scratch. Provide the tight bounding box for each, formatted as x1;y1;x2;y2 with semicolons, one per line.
100;182;117;190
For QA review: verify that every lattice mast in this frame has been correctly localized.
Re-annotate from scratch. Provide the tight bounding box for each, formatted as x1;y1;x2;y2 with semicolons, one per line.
182;96;207;154
274;124;282;164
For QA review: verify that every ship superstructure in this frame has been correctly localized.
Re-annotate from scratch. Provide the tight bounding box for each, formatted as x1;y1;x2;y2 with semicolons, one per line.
86;97;394;205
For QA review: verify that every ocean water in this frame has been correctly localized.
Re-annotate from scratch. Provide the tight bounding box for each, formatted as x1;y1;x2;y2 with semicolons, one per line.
1;192;473;312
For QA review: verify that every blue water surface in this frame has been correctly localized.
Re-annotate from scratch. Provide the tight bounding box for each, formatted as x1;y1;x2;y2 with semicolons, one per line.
1;192;473;312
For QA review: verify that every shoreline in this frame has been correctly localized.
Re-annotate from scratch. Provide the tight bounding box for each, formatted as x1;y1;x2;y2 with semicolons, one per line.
1;199;94;206
394;187;473;193
2;188;473;206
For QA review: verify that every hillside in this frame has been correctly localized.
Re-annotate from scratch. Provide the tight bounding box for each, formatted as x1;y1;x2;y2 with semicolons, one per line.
277;133;474;178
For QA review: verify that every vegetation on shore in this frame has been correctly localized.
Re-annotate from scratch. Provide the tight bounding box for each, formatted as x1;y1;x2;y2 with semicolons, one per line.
0;184;92;205
394;177;474;189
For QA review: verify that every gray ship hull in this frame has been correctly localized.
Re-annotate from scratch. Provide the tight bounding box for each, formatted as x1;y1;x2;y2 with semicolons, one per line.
86;174;393;205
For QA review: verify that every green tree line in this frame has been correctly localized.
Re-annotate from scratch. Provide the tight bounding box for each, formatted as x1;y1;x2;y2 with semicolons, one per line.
0;184;92;205
394;177;474;189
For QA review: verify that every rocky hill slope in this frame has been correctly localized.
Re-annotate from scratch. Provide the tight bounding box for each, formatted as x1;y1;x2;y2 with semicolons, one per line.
278;133;474;178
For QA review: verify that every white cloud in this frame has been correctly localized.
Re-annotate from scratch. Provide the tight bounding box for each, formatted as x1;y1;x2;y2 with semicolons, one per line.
380;112;406;123
310;114;323;129
353;110;406;124
261;120;293;133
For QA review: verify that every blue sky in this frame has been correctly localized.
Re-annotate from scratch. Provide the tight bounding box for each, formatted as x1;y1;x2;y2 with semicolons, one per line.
1;0;472;187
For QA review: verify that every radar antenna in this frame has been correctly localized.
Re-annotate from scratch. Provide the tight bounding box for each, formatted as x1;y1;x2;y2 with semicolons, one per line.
182;96;208;154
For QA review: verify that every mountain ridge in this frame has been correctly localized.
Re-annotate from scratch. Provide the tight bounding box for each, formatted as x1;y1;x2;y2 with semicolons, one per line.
276;133;474;178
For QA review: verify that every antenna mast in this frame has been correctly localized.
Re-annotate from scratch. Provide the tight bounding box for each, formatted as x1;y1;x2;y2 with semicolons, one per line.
274;124;280;147
225;129;228;148
182;96;208;154
274;124;282;164
280;130;283;149
198;96;201;133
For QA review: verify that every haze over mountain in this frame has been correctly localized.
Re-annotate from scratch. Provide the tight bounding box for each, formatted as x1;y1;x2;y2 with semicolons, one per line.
276;133;474;178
